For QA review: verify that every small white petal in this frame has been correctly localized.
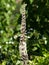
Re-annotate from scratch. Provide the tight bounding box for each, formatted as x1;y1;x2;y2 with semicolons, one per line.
9;41;12;44
36;5;39;8
14;35;18;39
45;40;47;45
43;36;47;40
7;4;10;8
27;36;30;38
0;46;2;48
16;61;20;65
0;30;3;33
12;42;14;44
30;28;33;30
6;42;9;44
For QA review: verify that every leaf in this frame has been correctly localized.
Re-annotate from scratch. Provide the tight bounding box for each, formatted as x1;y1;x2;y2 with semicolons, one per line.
30;0;34;4
2;61;6;65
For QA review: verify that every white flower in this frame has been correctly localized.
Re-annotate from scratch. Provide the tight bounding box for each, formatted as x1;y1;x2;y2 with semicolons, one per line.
6;41;14;44
16;60;20;65
0;46;2;48
12;42;14;44
9;41;12;44
43;36;47;40
14;35;18;39
30;28;33;30
6;42;9;44
7;4;10;8
25;36;30;39
36;5;39;8
8;11;11;14
27;36;30;38
45;40;47;45
0;30;3;33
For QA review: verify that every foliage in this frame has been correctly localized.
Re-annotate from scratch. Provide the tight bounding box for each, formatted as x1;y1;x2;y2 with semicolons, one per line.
0;0;49;65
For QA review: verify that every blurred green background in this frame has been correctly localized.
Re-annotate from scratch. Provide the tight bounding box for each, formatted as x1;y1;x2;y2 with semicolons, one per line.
0;0;49;65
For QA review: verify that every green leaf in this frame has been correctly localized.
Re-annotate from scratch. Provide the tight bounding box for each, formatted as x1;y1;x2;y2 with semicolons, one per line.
30;0;34;4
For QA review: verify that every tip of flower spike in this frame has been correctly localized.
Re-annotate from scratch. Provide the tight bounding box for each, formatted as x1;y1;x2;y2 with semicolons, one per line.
20;3;27;14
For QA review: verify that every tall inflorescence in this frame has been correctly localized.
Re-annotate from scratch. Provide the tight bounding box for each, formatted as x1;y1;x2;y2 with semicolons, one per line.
19;3;28;65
